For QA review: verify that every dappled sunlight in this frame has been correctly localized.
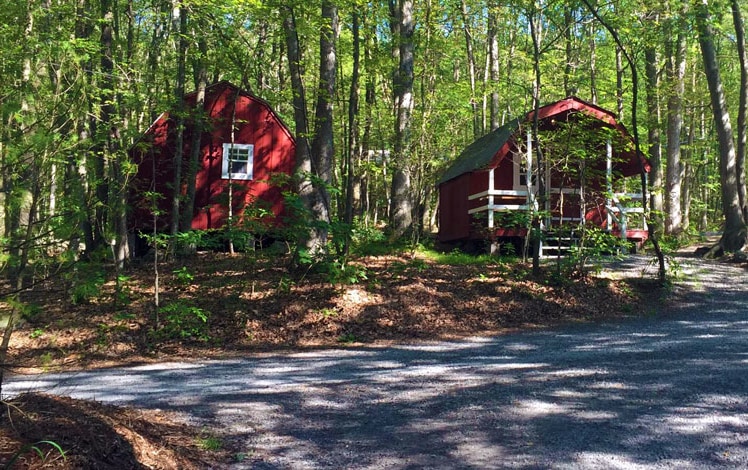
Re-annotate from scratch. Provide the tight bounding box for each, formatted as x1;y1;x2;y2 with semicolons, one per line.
513;399;571;418
572;452;687;469
5;255;748;468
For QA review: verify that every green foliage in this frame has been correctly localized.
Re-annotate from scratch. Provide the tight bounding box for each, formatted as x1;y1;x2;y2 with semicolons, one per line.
418;247;503;266
29;328;45;339
115;275;132;306
3;440;66;469
337;332;358;344
17;302;42;322
318;308;338;318
276;276;295;294
172;266;194;285
196;429;223;451
350;222;392;256
319;260;369;286
492;211;531;229
67;264;106;305
154;302;210;342
555;226;631;280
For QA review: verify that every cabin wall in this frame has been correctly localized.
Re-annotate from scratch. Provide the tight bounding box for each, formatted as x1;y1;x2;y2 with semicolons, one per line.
191;87;295;230
129;84;295;233
438;174;472;242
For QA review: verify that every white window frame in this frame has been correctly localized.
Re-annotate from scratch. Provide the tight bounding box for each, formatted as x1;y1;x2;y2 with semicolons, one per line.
221;143;254;181
512;150;537;191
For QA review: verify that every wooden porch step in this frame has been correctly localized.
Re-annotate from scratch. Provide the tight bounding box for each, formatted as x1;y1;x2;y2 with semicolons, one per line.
539;232;580;258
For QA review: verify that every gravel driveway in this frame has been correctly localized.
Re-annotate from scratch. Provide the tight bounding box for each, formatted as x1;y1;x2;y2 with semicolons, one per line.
5;255;748;469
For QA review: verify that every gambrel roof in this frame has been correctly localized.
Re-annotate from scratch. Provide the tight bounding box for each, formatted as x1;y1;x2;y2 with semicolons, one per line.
439;97;649;185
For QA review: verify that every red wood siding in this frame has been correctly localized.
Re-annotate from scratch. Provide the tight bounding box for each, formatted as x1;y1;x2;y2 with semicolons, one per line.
438;97;650;244
438;173;472;242
129;82;295;233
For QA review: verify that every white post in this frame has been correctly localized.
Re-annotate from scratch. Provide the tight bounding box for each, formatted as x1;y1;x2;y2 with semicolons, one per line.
526;131;533;206
488;168;495;229
606;140;613;231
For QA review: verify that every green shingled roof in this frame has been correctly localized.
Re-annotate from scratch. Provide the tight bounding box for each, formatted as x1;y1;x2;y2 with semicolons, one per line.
438;118;520;185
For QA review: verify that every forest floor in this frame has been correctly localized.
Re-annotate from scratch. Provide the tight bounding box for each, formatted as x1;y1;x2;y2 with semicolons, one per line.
0;242;726;469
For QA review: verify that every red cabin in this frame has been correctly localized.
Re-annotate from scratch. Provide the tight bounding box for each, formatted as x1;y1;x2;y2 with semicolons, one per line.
438;97;650;254
129;81;295;234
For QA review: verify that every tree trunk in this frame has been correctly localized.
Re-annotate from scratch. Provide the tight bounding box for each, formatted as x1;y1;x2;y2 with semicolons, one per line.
563;6;577;97
488;3;500;130
695;0;746;252
616;47;624;120
389;0;415;240
529;7;545;275
169;0;187;248
664;2;687;235
459;0;480;138
283;6;331;260
588;22;597;105
732;0;748;220
181;19;208;233
345;11;360;233
645;45;664;231
311;1;338;190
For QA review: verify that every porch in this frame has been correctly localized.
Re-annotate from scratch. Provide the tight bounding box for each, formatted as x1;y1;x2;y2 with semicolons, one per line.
466;141;648;256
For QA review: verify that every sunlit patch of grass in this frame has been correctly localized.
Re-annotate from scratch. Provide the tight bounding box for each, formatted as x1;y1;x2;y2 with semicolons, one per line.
416;247;504;266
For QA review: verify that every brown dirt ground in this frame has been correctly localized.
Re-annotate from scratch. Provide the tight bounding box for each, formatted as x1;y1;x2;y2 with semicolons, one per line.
1;250;666;469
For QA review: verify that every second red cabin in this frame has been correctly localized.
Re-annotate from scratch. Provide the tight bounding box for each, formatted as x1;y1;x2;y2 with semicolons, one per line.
439;97;650;254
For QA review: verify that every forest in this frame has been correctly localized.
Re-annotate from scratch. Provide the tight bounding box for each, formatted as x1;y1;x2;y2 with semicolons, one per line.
1;0;747;295
2;1;748;465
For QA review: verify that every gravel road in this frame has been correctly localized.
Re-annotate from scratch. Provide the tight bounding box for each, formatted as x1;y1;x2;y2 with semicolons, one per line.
4;255;748;469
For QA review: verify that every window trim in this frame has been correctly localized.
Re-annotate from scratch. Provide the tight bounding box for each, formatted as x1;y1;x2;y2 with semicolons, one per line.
221;143;254;181
512;151;537;191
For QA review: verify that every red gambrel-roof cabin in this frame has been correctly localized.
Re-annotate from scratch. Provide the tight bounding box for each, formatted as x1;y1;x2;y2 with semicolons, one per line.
438;97;650;255
129;81;295;233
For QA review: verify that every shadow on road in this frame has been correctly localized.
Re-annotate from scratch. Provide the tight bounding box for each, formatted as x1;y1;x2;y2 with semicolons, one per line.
5;255;748;469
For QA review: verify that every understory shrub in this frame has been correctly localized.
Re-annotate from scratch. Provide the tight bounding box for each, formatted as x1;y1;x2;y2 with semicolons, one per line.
154;301;210;342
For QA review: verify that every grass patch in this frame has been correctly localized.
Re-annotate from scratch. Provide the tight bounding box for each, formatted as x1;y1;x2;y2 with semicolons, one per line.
416;247;505;266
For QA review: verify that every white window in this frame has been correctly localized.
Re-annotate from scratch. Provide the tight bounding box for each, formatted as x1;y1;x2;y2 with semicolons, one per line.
221;143;254;180
513;151;536;190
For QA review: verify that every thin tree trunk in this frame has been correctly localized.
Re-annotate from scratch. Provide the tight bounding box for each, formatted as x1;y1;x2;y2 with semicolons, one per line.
732;0;748;220
529;6;545;275
345;11;361;234
616;48;624;120
588;22;597;105
169;1;187;251
664;2;687;235
181;31;208;233
488;1;500;130
389;0;414;240
563;7;576;97
645;44;664;231
459;0;480;138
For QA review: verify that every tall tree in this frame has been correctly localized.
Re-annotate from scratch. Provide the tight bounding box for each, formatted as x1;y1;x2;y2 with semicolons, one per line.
644;39;664;231
732;0;748;220
283;4;333;260
169;0;188;249
344;10;361;232
311;1;338;190
664;0;687;235
389;0;415;240
695;0;746;252
487;1;500;130
459;0;480;138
